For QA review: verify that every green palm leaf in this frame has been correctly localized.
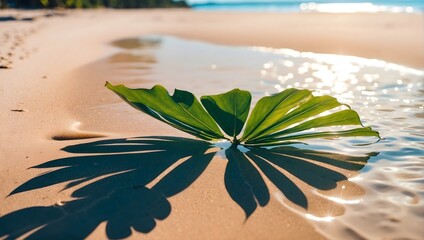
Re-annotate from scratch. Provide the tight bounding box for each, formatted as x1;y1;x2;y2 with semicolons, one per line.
241;89;379;145
106;82;225;140
201;89;251;140
106;83;379;146
240;88;312;141
246;127;379;147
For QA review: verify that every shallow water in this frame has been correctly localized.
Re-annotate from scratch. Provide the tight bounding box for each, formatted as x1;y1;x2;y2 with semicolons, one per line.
108;35;424;239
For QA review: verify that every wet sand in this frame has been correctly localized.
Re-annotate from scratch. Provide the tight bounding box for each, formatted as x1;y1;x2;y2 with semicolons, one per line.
0;9;423;239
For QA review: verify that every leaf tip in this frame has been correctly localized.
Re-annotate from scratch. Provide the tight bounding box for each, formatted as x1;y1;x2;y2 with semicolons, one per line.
105;81;115;90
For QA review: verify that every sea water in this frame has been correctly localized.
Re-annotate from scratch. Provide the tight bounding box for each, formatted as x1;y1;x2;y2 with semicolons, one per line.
108;35;424;239
188;0;424;13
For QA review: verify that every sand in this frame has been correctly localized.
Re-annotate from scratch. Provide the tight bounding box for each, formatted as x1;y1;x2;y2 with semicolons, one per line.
0;9;423;239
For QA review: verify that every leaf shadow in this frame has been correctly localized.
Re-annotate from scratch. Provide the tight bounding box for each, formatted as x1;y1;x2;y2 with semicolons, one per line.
225;145;377;218
0;136;377;239
1;136;216;239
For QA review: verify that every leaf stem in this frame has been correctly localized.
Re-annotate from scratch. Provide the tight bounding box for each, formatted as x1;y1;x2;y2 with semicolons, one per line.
231;137;240;147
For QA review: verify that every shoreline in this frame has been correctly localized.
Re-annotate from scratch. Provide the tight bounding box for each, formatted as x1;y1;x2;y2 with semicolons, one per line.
1;9;423;68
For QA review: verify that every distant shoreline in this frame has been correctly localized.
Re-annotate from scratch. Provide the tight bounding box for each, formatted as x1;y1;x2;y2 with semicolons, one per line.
190;1;423;13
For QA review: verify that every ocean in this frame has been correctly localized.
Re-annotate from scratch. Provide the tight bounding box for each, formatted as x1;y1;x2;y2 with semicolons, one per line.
188;0;424;13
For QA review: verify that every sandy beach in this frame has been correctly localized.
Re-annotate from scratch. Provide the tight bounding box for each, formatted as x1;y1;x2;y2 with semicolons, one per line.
1;9;423;239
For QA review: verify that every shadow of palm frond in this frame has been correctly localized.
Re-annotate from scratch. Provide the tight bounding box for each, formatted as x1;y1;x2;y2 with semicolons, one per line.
0;136;377;239
1;137;215;239
224;146;377;218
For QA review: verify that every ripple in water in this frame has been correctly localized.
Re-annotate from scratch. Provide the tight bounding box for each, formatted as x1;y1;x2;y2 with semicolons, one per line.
108;35;424;239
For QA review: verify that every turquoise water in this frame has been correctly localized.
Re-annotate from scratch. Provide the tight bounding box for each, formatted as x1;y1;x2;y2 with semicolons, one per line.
189;0;424;12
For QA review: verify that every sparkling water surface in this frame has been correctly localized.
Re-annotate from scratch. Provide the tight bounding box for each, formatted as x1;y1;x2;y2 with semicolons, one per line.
108;35;424;239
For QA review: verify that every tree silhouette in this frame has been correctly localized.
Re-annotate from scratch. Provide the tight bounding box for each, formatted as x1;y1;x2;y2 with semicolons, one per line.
3;0;188;9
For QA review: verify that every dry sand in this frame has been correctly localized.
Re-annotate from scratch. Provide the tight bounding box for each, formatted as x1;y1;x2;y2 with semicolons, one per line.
0;9;423;239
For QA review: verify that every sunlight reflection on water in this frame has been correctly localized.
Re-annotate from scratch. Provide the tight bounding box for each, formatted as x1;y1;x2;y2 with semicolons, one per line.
107;35;424;239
